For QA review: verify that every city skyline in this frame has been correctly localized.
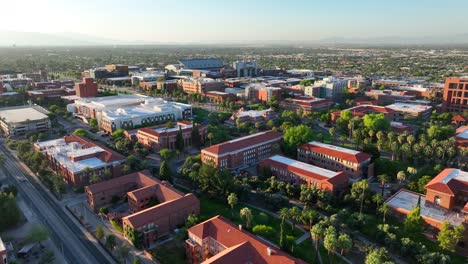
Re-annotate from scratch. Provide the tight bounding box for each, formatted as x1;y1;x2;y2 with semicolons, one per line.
1;0;468;45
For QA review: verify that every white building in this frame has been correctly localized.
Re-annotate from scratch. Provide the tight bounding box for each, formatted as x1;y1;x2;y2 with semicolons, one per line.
386;102;433;120
99;98;192;133
311;76;348;101
232;60;257;77
130;71;165;85
0;105;50;136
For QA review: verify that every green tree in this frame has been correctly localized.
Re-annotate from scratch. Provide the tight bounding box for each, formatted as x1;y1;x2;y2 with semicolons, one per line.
365;247;394;264
89;118;98;130
227;193;238;213
90;173;101;184
185;214;199;228
337;233;352;255
116;244;130;263
105;234;117;250
26;224;49;246
283;124;314;156
0;193;21;232
175;126;184;152
95;225;104;240
324;226;338;257
311;223;325;253
363;113;390;132
159;160;172;182
159;148;175;161
397;171;406;184
289;206;301;232
301;208;318;229
73;128;88;137
240;207;253;229
404;206;423;235
379;204;390;224
278;207;289;248
377;174;389;196
437;221;465;252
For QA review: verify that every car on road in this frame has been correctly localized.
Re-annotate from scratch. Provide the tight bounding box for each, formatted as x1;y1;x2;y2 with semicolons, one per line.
17;176;27;182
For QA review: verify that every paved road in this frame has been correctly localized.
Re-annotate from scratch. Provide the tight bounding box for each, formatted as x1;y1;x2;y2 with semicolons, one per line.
0;143;115;264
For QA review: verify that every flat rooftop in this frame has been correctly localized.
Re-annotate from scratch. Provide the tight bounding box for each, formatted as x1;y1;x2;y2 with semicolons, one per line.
75;94;148;110
306;141;360;155
386;103;432;113
0;105;49;123
269;155;339;178
386;189;464;226
101;99;190;121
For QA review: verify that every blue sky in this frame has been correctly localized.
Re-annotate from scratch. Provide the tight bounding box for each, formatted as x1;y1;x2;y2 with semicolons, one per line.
1;0;467;43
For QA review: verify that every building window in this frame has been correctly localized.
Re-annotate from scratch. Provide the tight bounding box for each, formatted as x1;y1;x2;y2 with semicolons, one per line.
434;196;440;206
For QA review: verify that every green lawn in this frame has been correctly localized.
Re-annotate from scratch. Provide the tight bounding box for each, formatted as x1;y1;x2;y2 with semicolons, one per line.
110;219;123;233
199;195;347;263
152;241;185;264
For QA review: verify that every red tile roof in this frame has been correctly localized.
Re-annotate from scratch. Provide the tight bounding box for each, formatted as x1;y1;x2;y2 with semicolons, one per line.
123;193;199;228
453;115;467;122
86;170;156;194
262;155;348;186
299;141;371;163
425;168;468;196
188;215;305;264
202;130;282;156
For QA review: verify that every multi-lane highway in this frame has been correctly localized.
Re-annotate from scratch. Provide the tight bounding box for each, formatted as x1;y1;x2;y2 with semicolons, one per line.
0;143;115;264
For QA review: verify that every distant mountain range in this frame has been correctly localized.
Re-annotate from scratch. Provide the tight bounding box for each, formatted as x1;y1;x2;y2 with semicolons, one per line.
1;30;468;47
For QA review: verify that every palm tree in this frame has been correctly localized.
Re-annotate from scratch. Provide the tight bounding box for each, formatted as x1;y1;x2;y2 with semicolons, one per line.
311;224;324;253
372;193;383;213
301;208;318;230
337;233;352;256
289;207;301;232
240;207;253;229
379;204;390;224
278;208;290;227
390;142;399;161
359;180;369;216
397;171;406;185
406;135;415;146
407;167;417;180
377;174;389;196
368;129;375;142
376;131;385;141
324;226;338;260
207;133;214;146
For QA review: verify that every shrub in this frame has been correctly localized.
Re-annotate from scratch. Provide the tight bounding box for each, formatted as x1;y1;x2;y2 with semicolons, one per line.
252;225;275;237
99;207;109;214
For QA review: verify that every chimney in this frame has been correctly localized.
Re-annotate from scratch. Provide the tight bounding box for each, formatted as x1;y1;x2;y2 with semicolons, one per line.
238;224;242;231
267;247;272;256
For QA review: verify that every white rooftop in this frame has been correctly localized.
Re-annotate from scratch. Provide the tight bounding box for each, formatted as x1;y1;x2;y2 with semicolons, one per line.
386;103;432;113
152;124;192;134
386;190;464;226
237;109;271;118
38;139;113;173
269;155;339;178
75;94;148;110
101;99;191;121
457;128;468;139
440;169;468;184
229;131;270;143
307;141;361;155
0;106;49;123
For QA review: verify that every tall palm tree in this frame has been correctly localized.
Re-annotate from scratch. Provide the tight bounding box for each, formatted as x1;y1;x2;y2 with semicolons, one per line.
397;171;406;185
377;174;389;196
289;207;301;232
379;203;390;224
311;224;324;253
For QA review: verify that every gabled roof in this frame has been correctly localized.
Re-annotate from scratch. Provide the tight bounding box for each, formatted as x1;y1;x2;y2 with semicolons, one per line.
202;131;282;156
188;215;304;264
298;141;371;163
425;168;468;196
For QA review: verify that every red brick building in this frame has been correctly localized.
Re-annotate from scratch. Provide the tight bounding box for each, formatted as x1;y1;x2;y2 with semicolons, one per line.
297;141;373;181
205;91;236;103
86;171;200;248
75;77;98;98
179;78;224;95
201;131;283;170
386;169;468;244
255;87;282;102
456;126;468;149
139;81;157;90
34;135;126;187
125;121;207;151
442;77;468;113
260;155;348;194
282;96;334;113
186;215;305;264
331;105;394;122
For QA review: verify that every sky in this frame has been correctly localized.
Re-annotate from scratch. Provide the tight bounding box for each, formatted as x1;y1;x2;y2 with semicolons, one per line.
1;0;468;43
